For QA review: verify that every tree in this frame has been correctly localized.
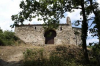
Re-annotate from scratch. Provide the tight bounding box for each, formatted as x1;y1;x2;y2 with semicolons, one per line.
86;0;100;65
0;28;3;33
88;0;100;45
12;0;100;63
71;0;89;63
11;0;61;30
81;0;89;63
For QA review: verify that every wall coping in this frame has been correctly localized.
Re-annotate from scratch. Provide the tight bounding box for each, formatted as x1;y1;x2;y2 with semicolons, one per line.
15;24;70;27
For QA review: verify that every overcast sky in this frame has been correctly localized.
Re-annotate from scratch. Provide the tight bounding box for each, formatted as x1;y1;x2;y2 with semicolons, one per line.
0;0;100;44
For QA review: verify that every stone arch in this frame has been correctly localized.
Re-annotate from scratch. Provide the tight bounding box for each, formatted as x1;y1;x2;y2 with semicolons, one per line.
44;30;56;44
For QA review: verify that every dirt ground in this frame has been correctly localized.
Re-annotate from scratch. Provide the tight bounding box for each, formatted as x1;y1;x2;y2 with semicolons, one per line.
0;44;43;66
0;44;60;66
0;44;80;66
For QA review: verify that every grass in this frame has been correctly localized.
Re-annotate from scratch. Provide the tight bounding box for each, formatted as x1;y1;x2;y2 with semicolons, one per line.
23;44;86;66
87;46;93;49
22;44;100;66
0;43;100;66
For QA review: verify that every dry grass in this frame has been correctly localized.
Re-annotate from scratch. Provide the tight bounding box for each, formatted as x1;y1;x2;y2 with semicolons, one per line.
0;44;84;66
22;44;85;66
0;44;81;61
0;44;42;61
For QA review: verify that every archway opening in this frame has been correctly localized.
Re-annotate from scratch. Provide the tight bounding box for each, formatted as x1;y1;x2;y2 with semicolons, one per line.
44;30;56;44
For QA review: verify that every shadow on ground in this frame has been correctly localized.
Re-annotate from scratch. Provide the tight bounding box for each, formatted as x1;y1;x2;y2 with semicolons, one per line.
0;59;22;66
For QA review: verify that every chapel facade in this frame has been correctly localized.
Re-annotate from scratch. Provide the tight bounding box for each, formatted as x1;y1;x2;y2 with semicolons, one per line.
15;17;82;45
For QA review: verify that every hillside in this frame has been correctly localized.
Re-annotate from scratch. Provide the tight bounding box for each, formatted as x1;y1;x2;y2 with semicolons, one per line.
0;44;82;66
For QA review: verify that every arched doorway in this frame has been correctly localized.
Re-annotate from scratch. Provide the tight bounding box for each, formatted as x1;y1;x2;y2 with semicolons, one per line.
44;30;56;44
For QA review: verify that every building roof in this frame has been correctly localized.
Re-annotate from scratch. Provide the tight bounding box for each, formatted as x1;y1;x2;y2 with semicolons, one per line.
16;24;70;26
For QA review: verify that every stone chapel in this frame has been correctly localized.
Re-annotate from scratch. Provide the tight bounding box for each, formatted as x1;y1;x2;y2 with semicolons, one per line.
15;17;82;45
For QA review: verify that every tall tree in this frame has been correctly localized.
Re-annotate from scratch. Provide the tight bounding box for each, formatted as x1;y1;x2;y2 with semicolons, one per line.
81;0;89;63
88;0;100;45
72;0;89;63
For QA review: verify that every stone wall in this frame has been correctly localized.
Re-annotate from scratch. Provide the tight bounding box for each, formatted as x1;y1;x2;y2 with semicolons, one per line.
15;25;45;45
15;17;81;45
72;27;82;45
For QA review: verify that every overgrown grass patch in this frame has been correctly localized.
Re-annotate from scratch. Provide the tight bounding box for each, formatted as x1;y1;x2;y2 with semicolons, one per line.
23;45;87;66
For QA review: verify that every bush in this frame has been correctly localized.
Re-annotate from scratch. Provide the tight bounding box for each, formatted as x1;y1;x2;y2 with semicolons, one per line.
3;31;19;41
23;48;44;66
90;44;100;66
23;45;85;66
0;38;5;45
0;31;5;45
0;29;19;46
0;29;3;33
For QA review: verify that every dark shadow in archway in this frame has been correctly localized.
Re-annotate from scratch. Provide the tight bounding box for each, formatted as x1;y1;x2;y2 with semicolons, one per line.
44;30;56;44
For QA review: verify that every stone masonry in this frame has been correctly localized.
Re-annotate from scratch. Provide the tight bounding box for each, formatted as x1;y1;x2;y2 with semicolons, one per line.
15;17;82;45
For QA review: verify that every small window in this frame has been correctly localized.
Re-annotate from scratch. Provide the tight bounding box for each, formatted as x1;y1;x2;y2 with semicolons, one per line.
60;27;62;30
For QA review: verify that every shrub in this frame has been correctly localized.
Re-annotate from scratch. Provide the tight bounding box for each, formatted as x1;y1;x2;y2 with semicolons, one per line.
0;29;19;46
23;45;85;66
0;29;3;33
23;48;44;66
0;38;5;45
0;31;5;45
90;44;100;66
3;31;19;41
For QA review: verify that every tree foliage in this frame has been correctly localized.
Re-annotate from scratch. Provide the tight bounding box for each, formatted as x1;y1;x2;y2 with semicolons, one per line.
87;0;100;45
0;29;19;46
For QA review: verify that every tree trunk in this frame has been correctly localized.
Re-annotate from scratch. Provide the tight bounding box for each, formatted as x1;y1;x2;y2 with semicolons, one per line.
81;0;90;63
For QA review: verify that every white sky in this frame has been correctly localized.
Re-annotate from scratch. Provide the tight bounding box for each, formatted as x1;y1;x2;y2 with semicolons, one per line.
0;0;100;45
0;0;83;31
